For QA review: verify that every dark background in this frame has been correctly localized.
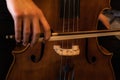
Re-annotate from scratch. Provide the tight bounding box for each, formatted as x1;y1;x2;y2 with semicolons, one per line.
111;0;120;10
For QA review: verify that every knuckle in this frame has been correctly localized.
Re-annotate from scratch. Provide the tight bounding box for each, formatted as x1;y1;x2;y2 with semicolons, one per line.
34;32;40;37
13;12;23;18
25;32;30;36
15;29;21;33
13;11;39;19
45;27;51;32
38;9;43;14
32;13;39;17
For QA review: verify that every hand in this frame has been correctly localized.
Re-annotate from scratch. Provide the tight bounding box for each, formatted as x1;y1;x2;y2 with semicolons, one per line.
6;0;51;46
98;13;110;29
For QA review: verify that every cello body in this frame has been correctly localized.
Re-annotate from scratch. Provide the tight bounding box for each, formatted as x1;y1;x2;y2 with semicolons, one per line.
6;0;115;80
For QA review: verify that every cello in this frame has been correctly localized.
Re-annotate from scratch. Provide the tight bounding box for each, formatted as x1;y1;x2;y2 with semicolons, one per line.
6;0;115;80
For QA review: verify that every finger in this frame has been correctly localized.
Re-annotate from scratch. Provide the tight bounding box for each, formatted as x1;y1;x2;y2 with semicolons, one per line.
14;17;22;42
23;16;31;46
31;17;40;46
39;11;51;40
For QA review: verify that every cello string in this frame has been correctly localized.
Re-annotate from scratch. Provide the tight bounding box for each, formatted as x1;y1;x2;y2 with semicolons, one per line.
76;0;80;44
72;0;76;45
68;0;70;32
65;0;76;80
64;0;70;79
67;0;71;49
62;0;67;52
59;0;67;80
71;1;76;79
62;0;66;48
62;0;66;33
73;0;75;32
63;0;71;79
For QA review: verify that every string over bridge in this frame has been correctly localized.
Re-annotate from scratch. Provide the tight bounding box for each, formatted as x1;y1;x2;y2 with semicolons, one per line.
53;45;80;56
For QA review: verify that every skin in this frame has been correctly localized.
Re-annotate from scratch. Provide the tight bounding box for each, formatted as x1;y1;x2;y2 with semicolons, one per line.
98;13;110;29
6;0;51;46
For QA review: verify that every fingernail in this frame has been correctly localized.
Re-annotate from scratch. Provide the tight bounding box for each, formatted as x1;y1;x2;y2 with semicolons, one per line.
23;42;28;46
16;40;21;43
